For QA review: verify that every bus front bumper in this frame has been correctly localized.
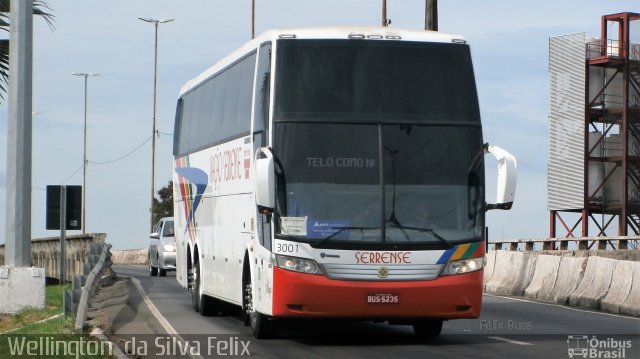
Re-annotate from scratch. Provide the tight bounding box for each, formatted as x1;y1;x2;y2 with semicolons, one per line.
272;267;483;319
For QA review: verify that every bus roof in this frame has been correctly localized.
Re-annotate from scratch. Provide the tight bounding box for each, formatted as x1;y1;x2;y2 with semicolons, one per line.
179;26;468;97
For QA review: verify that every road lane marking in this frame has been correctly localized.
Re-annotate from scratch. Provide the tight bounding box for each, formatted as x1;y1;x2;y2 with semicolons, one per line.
131;277;178;335
130;277;204;359
488;336;534;346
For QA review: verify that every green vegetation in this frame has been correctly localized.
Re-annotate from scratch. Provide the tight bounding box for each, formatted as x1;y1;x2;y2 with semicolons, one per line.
0;285;112;358
0;285;68;334
0;0;54;102
153;180;174;224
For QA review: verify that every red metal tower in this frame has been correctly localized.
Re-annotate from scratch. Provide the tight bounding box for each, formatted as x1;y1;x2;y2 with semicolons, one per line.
550;12;640;249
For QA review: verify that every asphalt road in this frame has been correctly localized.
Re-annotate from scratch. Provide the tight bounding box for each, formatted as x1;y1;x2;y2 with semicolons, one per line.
114;265;640;359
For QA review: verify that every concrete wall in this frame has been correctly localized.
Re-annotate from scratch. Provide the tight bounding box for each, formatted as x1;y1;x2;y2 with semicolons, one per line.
110;249;149;265
0;233;106;281
484;250;639;317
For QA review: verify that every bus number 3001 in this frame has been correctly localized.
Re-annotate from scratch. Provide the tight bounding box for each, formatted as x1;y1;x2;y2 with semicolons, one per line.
276;243;299;254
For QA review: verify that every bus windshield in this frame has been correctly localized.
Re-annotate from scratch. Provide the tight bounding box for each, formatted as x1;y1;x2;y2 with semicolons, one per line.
273;123;485;249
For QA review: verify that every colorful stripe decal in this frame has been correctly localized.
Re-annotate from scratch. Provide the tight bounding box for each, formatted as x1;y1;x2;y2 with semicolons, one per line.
174;156;209;242
436;242;484;264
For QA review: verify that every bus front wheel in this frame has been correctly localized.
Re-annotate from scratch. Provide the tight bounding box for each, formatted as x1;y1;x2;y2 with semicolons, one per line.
413;319;443;338
244;282;277;339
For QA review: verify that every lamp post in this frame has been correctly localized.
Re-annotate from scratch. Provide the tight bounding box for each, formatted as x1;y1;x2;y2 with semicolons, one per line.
71;72;99;234
138;16;174;231
426;0;438;31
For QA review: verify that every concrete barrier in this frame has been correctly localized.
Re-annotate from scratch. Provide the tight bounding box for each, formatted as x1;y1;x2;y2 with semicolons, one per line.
485;251;537;296
483;251;496;291
619;261;640;317
601;260;635;314
110;249;149;265
568;256;615;309
541;256;587;304
524;254;561;300
0;233;106;282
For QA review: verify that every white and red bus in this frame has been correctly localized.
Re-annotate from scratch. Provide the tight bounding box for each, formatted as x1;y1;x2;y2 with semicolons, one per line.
172;27;516;339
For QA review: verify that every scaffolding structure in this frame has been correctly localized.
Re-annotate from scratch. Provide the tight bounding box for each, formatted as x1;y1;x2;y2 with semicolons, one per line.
549;12;640;249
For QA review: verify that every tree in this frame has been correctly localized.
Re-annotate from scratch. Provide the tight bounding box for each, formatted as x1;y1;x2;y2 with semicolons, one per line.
0;0;54;101
153;180;173;225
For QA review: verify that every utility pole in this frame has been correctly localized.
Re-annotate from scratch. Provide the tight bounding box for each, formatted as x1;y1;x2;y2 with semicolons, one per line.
251;0;255;39
139;17;174;232
382;0;390;27
71;72;99;234
426;0;438;31
5;0;33;267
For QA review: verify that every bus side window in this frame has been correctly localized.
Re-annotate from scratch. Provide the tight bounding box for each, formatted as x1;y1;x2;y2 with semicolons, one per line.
253;41;271;148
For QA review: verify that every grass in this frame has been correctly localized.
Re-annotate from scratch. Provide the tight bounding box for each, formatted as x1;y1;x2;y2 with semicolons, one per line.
0;284;68;334
0;285;113;358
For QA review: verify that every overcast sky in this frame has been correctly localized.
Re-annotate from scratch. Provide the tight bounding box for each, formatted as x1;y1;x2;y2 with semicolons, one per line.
0;1;638;249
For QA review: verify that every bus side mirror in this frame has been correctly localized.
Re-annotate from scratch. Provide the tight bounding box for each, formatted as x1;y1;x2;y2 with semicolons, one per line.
255;147;275;213
484;143;517;210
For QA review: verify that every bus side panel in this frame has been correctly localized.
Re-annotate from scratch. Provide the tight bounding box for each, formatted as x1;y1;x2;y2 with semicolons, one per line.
208;193;252;305
175;137;254;305
252;243;275;316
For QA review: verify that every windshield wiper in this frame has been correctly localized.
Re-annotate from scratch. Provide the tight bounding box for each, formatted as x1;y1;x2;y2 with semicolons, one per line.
388;224;453;248
312;226;377;247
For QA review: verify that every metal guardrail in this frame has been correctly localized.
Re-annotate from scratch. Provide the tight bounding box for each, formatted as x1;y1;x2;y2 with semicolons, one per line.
586;40;640;61
489;236;638;251
61;242;114;333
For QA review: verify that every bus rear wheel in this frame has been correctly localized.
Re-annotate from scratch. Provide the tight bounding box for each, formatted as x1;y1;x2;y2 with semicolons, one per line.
244;282;277;339
413;319;443;338
192;261;221;316
191;263;201;312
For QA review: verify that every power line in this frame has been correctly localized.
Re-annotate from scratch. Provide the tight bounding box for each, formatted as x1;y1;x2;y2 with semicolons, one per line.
59;164;84;184
88;135;152;165
1;135;161;207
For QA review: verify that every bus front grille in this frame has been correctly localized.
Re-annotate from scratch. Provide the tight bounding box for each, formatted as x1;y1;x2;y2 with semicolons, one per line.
320;263;443;281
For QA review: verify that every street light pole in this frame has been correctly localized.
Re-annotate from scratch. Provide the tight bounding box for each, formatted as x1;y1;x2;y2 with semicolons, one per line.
426;0;438;31
71;72;98;234
139;16;174;231
382;0;390;27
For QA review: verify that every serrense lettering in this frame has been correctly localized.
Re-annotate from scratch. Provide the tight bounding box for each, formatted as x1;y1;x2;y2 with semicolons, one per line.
355;251;411;264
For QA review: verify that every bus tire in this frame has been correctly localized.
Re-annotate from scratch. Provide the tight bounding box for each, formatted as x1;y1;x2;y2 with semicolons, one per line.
413;319;443;338
191;262;201;312
245;282;277;339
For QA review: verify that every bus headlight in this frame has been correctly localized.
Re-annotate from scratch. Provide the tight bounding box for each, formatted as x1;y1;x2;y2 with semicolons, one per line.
442;257;485;276
276;255;319;274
